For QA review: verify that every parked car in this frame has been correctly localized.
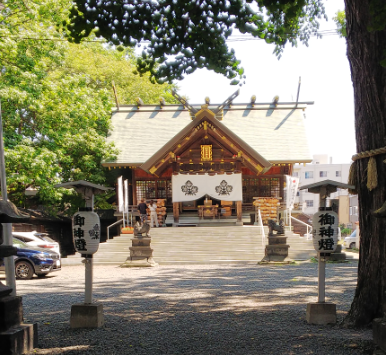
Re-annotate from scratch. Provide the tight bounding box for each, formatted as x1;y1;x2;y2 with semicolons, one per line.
344;230;357;249
0;238;61;279
12;231;61;256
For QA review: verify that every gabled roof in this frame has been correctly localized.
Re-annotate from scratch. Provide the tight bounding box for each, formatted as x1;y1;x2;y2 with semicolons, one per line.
140;108;272;176
103;101;312;167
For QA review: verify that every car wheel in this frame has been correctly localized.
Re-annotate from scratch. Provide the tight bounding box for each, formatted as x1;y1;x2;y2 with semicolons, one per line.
15;261;34;280
349;242;356;249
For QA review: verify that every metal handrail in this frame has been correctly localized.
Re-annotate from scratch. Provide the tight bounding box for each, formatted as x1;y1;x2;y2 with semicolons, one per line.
290;216;313;240
107;219;123;240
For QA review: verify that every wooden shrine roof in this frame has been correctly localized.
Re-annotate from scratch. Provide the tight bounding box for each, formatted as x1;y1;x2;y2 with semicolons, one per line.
103;102;312;167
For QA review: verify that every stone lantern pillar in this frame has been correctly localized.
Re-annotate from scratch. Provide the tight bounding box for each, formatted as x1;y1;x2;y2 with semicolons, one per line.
300;180;354;325
0;199;36;355
55;180;113;329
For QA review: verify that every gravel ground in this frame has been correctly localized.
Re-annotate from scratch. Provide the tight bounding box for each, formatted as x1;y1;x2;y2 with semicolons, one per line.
11;260;376;355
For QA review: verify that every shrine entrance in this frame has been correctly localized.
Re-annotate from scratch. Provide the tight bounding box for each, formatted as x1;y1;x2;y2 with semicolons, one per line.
102;90;313;228
139;102;272;225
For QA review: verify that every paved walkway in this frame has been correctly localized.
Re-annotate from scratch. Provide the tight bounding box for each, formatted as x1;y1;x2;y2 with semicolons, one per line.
14;261;373;355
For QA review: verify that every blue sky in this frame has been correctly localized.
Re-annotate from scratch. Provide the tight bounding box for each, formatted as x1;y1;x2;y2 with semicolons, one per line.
176;0;354;164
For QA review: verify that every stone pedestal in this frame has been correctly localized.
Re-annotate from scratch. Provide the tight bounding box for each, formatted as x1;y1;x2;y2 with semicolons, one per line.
329;244;346;261
373;318;386;351
0;245;17;297
306;302;336;324
120;236;158;267
261;235;291;263
0;296;38;354
70;303;104;329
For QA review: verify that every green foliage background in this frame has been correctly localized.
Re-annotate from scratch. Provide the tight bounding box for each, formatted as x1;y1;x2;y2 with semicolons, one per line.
0;0;176;214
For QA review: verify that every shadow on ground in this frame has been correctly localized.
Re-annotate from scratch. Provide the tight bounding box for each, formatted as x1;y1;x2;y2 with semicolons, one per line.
15;261;373;355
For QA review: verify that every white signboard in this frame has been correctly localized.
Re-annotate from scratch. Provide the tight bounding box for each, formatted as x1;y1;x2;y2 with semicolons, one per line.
73;209;101;255
124;179;129;213
312;210;339;253
117;176;124;213
172;173;242;202
286;175;299;209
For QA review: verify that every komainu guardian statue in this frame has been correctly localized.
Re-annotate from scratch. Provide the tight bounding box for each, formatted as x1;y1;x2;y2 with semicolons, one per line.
268;219;285;237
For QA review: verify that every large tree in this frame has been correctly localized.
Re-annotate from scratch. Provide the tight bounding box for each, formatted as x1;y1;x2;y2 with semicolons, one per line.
0;0;176;213
68;0;386;327
342;0;386;327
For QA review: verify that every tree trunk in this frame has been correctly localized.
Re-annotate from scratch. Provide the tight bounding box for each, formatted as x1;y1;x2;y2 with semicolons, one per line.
343;0;386;327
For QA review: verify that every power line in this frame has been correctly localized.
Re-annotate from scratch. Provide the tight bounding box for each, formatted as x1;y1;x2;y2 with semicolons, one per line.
0;29;340;43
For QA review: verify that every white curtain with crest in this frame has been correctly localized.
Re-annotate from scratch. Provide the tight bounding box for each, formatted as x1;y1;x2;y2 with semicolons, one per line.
172;173;242;202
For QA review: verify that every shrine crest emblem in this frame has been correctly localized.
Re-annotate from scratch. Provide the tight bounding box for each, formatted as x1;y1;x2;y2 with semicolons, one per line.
215;180;233;195
181;180;198;195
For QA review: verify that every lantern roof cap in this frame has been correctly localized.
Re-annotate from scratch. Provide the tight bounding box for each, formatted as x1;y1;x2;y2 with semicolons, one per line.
55;180;113;196
0;198;30;223
300;179;355;196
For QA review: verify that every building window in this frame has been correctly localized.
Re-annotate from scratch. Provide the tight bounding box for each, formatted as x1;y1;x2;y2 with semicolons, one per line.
319;171;327;177
242;177;281;203
242;178;259;203
270;178;280;198
353;206;358;215
136;180;172;204
305;200;314;207
336;171;341;177
350;207;353;215
305;171;313;179
260;177;280;198
293;172;299;177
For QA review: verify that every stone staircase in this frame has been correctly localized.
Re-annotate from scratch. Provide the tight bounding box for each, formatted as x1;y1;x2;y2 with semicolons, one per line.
62;226;317;266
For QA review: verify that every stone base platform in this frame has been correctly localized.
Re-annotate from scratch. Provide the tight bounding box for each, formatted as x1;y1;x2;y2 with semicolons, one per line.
0;323;38;355
329;245;347;261
373;318;386;351
306;302;336;325
120;236;158;268
262;235;291;263
120;256;158;268
70;303;104;329
0;295;37;354
258;259;294;265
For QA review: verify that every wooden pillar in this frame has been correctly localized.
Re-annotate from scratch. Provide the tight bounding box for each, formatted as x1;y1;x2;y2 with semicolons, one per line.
132;169;137;205
173;202;180;225
236;200;243;226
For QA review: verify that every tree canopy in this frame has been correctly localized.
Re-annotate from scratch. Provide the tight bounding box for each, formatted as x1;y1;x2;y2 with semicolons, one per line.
67;0;326;85
0;0;176;213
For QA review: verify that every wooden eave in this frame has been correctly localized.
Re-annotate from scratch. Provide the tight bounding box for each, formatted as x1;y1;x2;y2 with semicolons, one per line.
140;108;272;176
101;162;141;169
270;159;313;165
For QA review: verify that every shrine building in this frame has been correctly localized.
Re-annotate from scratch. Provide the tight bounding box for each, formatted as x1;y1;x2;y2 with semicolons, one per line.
102;90;313;225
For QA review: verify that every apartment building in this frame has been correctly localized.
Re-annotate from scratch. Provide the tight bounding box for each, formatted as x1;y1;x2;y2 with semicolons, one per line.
293;154;352;224
349;195;359;228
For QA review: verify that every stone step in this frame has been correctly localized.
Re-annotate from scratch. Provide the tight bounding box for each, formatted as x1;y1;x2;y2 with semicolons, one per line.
62;226;317;266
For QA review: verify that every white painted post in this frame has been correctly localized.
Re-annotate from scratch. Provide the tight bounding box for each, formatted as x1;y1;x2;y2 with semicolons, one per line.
318;189;327;303
318;256;326;303
84;199;94;304
257;208;266;246
124;179;129;227
0;101;17;296
84;256;93;303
